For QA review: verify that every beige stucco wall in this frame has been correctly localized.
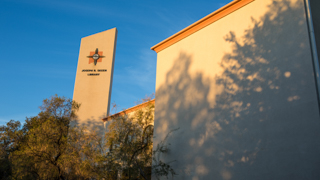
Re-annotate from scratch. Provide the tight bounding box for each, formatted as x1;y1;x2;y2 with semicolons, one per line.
105;102;155;128
153;0;320;179
73;28;117;132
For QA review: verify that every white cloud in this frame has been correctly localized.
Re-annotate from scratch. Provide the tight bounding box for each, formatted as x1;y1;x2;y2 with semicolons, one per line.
119;49;156;90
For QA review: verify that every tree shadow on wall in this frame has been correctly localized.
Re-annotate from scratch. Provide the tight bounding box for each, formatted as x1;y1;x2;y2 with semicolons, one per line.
154;1;320;180
71;115;105;136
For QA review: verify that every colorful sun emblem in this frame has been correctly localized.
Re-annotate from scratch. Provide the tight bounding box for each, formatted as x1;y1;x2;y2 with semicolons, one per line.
87;48;105;65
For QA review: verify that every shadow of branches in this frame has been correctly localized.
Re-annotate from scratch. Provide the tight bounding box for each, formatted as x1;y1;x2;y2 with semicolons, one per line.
153;0;320;179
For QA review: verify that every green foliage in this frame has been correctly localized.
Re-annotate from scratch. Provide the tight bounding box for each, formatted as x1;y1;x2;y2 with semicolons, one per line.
10;95;80;180
105;102;155;180
0;95;176;180
63;125;106;179
105;101;176;180
0;120;24;179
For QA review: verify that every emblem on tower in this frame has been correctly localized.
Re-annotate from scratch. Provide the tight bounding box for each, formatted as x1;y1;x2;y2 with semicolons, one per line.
87;48;105;65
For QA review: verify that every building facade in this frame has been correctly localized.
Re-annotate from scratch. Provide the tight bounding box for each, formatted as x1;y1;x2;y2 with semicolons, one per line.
151;0;320;179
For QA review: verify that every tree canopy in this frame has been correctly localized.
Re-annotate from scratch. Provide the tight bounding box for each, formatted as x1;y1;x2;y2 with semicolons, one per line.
0;95;175;180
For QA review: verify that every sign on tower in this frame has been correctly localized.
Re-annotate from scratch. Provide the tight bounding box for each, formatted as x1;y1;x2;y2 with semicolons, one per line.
73;28;117;131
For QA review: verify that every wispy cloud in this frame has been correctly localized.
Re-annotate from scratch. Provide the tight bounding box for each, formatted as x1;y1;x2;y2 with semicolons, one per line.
151;10;198;36
11;0;126;19
114;48;156;91
0;62;76;80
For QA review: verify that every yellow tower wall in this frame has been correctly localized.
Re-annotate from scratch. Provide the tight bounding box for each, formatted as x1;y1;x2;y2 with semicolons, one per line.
73;28;117;131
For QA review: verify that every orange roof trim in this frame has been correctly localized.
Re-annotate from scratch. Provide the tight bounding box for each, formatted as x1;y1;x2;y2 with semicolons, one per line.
151;0;255;53
102;99;155;122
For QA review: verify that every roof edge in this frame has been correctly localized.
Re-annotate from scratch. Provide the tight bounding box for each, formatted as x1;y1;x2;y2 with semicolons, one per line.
102;99;155;122
151;0;255;53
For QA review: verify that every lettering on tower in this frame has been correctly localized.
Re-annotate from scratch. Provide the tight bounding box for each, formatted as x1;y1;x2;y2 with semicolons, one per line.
73;28;117;132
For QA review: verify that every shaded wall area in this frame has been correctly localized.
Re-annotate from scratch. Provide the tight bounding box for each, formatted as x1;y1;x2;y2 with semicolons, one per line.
153;0;320;179
309;0;320;60
71;116;105;136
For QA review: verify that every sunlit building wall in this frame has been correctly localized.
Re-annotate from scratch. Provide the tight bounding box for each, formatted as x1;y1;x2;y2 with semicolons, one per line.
73;28;117;133
152;0;320;179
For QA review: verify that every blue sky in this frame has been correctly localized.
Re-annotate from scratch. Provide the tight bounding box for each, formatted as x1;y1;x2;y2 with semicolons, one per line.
0;0;231;125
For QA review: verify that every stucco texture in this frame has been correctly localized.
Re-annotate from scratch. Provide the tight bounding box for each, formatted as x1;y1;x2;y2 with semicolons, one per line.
73;28;117;132
153;0;320;179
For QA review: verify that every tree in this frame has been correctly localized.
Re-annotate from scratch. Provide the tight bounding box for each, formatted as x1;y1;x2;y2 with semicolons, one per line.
105;100;176;180
0;95;176;180
64;125;106;179
10;95;80;180
0;120;24;179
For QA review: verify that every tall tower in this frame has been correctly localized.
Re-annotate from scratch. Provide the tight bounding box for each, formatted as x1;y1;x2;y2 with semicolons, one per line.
73;28;117;131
